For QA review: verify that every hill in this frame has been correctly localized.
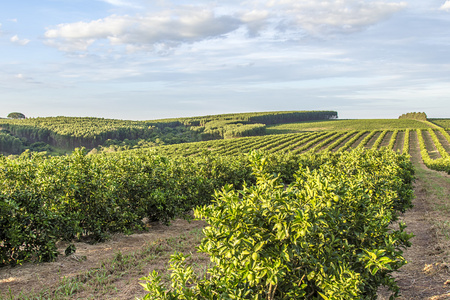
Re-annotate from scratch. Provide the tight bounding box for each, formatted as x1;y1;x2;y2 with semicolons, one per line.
0;111;336;155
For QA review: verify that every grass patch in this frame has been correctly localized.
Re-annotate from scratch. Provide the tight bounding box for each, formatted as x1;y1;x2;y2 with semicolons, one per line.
414;163;450;212
413;161;450;252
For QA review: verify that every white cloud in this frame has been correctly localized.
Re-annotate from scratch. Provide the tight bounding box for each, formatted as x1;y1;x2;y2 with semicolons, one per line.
44;8;243;53
44;1;407;54
97;0;142;8
99;0;128;5
266;0;407;34
10;35;30;46
239;10;270;36
440;1;450;11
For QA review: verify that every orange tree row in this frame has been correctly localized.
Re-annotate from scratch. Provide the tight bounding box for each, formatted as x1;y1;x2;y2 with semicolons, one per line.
416;129;450;174
150;129;410;158
141;148;415;299
0;148;307;266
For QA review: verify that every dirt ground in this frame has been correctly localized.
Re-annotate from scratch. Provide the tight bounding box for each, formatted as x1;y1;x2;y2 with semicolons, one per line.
377;133;450;299
378;175;450;299
0;219;207;299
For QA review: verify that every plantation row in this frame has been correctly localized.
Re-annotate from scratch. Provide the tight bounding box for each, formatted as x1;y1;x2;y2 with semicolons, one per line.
147;128;450;161
0;149;306;266
141;149;415;299
0;145;415;298
149;129;396;157
416;128;450;174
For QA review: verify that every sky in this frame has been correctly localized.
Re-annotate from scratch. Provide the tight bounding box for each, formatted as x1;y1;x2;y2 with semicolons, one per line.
1;0;450;121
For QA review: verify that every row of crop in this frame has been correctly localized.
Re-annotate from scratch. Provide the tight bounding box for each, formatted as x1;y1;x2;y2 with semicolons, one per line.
305;131;345;153
416;129;450;174
427;129;450;159
356;130;379;149
217;134;289;156
152;128;450;159
291;131;338;154
277;132;325;153
403;129;410;154
263;133;315;154
321;130;356;152
141;148;415;299
438;128;450;144
388;130;399;150
219;133;287;156
151;130;418;158
0;149;307;266
371;130;389;150
335;130;367;152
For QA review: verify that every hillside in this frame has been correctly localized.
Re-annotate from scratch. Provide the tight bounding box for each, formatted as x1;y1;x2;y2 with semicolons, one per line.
0;111;336;155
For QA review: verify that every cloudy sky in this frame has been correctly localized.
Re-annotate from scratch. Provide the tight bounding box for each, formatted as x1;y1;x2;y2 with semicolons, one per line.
1;0;449;120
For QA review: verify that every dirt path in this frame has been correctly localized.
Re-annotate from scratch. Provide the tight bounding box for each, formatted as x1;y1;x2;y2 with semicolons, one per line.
378;131;450;299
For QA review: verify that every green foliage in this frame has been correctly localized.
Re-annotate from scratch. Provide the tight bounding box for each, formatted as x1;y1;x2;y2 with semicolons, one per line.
356;131;379;150
28;142;54;153
336;131;368;152
7;112;26;119
0;111;336;153
398;112;427;121
388;130;399;151
0;132;24;154
140;149;414;299
403;129;410;154
416;129;450;174
371;130;389;150
0;149;304;266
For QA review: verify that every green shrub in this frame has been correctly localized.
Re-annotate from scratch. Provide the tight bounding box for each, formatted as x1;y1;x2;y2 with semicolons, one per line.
140;149;414;299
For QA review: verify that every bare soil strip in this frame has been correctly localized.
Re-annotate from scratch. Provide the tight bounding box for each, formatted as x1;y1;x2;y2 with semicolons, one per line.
393;131;405;153
365;131;382;148
351;131;370;149
435;130;450;154
380;131;393;148
422;130;442;159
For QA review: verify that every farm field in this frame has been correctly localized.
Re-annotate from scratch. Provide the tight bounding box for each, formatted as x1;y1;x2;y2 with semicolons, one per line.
430;118;450;129
2;114;450;299
265;119;434;134
150;128;450;164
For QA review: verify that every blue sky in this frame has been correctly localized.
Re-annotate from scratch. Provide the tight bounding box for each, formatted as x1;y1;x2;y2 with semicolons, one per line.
1;0;449;120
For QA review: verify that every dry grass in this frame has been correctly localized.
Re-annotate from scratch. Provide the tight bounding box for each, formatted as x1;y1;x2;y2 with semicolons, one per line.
0;219;208;300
